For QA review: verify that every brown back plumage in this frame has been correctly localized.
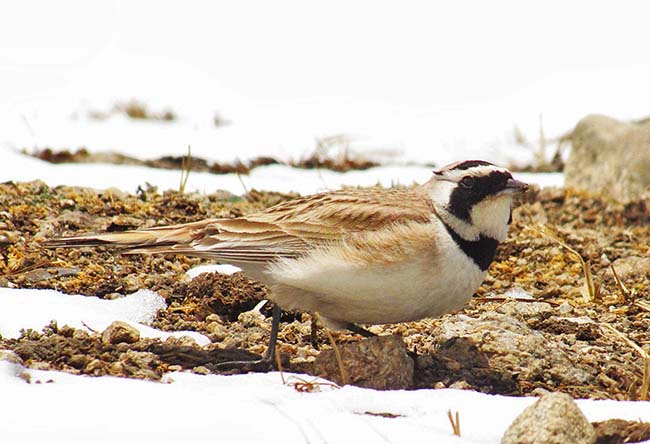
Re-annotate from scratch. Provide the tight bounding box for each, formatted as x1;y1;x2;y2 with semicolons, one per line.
45;186;435;264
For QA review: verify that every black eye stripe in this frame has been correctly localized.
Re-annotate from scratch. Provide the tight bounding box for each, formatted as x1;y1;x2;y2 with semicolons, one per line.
446;171;513;222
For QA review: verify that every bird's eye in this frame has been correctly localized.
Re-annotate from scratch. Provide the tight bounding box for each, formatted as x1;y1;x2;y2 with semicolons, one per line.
460;176;475;189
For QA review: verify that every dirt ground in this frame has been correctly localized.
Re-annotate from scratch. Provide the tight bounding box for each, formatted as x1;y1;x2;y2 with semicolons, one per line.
1;179;649;409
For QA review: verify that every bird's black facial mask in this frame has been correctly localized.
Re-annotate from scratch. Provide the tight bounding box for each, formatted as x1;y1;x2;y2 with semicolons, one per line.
446;171;513;223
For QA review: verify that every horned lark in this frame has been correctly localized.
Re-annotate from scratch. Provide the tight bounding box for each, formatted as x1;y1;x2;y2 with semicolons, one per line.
46;160;527;365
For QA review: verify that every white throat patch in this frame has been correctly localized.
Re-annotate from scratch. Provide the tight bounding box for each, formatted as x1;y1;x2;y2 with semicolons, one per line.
469;195;513;241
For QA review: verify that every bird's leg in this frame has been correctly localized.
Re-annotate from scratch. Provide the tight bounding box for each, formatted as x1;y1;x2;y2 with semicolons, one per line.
212;304;282;370
309;315;375;348
310;315;319;349
344;322;376;338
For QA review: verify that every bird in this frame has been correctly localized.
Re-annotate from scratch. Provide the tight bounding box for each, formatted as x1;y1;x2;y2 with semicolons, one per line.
45;159;527;367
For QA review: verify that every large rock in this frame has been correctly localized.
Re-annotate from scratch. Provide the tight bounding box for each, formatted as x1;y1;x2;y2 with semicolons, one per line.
311;335;414;390
565;114;650;201
502;392;595;444
423;303;594;394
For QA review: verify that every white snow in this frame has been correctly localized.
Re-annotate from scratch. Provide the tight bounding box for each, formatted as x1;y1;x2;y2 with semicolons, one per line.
0;288;210;346
2;2;649;442
0;147;562;195
1;351;649;444
4;2;650;172
186;263;242;279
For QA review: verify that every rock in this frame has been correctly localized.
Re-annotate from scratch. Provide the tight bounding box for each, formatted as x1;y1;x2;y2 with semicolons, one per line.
205;313;224;323
425;308;594;393
72;329;90;341
558;302;573;315
22;268;55;283
84;358;106;376
499;301;554;319
102;321;140;345
68;354;89;370
0;277;16;288
607;256;650;280
122;274;144;292
237;309;266;328
592;419;650;444
502;392;595;444
311;335;414;390
0;349;24;366
565;114;650;201
0;350;30;383
27;361;51;371
119;350;161;380
192;365;211;375
22;267;80;283
0;231;20;245
163;335;199;348
205;322;228;341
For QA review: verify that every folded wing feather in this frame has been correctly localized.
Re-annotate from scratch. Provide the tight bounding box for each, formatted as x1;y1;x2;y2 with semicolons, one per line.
45;187;434;264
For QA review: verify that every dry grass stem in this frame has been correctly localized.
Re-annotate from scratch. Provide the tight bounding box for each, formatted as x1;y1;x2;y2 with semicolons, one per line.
601;323;650;400
277;344;340;392
474;296;561;306
323;328;349;386
178;145;192;194
81;321;98;334
275;347;286;385
447;410;461;437
641;358;650;401
601;324;647;358
636;300;650;313
1;260;56;277
610;264;632;302
236;172;249;195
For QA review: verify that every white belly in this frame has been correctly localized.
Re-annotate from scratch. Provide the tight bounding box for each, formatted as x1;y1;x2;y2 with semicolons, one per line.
262;230;486;325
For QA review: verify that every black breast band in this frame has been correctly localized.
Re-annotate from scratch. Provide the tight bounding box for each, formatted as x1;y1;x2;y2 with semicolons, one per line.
442;222;499;271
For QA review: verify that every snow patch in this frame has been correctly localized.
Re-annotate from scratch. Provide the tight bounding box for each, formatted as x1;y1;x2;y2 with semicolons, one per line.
0;288;209;345
186;264;242;279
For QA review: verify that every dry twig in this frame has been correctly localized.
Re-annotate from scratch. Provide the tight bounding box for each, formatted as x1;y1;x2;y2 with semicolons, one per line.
474;296;561;307
601;323;650;400
275;348;339;393
178;145;192;194
636;300;650;313
610;264;633;302
323;327;349;386
447;410;461;437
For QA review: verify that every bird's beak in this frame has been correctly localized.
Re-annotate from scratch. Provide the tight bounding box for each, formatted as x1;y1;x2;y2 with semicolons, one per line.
500;178;528;194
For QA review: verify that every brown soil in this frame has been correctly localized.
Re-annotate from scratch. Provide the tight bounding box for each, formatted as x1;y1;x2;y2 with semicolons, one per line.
87;100;177;121
1;181;650;411
27;146;378;175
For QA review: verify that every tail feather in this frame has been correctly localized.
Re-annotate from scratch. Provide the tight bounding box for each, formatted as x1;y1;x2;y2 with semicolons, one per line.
44;218;223;251
43;228;192;251
43;217;309;262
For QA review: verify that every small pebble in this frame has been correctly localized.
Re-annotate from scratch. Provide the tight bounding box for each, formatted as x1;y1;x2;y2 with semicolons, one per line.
102;321;141;345
192;366;211;375
558;302;573;315
205;314;223;323
502;392;595;444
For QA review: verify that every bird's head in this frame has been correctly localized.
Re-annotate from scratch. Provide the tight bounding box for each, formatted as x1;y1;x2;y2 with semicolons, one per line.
425;160;528;242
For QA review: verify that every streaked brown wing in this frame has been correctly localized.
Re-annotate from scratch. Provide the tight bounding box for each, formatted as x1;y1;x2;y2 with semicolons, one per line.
172;187;433;262
46;187;434;264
